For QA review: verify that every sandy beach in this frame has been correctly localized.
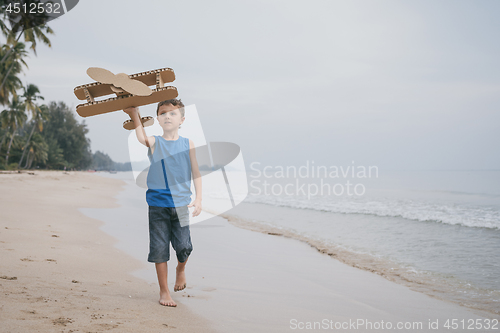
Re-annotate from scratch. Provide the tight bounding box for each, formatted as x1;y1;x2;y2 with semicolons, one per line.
1;171;499;333
0;171;216;333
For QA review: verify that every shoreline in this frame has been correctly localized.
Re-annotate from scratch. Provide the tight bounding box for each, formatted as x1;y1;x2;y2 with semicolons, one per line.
0;170;216;332
202;197;500;319
220;209;500;317
172;207;500;332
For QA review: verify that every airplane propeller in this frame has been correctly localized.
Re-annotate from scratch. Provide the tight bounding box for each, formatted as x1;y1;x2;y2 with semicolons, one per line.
86;67;152;96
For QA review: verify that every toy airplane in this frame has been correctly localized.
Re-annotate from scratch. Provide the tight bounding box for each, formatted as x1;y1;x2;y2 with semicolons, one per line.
74;67;178;130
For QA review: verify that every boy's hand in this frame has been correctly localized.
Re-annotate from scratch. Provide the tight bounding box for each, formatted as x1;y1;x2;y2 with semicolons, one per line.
188;199;202;217
123;106;138;115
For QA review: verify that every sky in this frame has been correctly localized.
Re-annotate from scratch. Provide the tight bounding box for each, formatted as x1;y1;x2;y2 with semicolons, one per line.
9;0;500;170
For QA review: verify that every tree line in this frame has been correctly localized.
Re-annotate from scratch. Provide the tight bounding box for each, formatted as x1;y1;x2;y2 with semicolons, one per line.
0;2;129;171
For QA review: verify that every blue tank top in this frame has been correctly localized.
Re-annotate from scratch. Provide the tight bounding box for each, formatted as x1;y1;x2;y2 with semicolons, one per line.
146;136;192;207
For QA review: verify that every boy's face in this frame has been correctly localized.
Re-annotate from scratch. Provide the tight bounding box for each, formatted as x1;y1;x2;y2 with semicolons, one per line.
157;104;184;131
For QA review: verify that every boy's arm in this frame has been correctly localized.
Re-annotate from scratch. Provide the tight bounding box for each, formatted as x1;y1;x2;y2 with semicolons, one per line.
123;107;155;148
188;139;202;217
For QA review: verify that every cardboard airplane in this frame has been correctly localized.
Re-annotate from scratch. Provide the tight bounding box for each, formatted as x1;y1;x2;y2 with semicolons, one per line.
74;67;178;130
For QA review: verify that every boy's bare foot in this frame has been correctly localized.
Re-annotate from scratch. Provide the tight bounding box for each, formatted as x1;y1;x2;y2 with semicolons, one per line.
174;266;187;292
159;290;177;307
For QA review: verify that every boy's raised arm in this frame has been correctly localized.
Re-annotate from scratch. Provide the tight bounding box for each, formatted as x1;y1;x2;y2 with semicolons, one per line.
123;107;155;148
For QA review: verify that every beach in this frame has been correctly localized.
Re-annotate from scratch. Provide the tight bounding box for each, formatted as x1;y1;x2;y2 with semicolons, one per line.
0;171;216;333
1;171;499;333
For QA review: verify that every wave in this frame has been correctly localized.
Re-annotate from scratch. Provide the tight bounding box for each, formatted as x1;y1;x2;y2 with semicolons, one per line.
205;191;500;230
252;196;500;229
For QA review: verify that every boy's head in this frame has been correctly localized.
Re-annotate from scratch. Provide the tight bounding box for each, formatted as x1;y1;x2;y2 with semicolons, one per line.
156;99;185;116
156;99;185;130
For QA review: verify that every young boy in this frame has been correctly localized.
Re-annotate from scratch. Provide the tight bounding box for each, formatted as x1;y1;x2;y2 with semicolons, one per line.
124;99;202;307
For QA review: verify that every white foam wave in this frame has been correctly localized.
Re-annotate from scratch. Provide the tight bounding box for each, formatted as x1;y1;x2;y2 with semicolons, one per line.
244;195;500;230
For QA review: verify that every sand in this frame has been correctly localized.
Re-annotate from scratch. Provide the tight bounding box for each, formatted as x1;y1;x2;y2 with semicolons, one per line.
0;171;216;333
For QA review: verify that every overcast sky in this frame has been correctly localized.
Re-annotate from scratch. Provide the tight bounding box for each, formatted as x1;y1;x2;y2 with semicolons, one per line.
12;0;500;170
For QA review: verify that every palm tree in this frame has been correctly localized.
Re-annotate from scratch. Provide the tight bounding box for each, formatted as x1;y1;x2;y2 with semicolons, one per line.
2;95;26;166
0;1;54;65
19;93;47;168
0;107;9;152
0;43;26;105
23;131;48;169
0;42;29;94
19;22;53;56
22;83;43;117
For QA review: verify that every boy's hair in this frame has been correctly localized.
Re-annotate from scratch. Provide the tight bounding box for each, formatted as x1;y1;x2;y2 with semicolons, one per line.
156;99;185;116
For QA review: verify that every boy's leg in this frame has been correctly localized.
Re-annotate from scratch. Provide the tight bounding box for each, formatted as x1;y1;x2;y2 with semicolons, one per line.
148;206;176;306
175;257;188;292
155;262;177;307
171;206;193;292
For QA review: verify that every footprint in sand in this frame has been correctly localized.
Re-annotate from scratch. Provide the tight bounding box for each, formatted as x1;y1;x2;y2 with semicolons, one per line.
163;324;177;328
201;287;216;292
91;313;105;319
21;310;36;315
99;323;119;329
52;317;73;326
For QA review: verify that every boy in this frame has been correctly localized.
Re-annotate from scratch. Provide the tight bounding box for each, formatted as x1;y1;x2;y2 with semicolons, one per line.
124;99;202;307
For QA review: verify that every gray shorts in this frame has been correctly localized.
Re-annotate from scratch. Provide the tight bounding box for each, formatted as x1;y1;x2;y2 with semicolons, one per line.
148;205;192;263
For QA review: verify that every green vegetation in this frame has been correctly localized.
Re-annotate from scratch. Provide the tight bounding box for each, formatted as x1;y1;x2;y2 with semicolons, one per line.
0;98;130;171
0;4;126;171
37;101;93;169
92;150;131;172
